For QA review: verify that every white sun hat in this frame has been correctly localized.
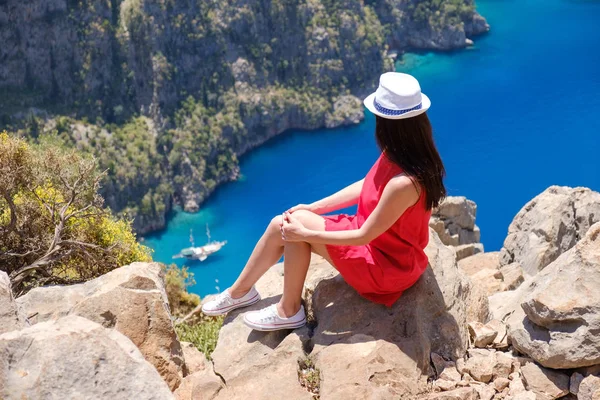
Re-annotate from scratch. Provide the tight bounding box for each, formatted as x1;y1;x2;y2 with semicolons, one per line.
364;72;431;120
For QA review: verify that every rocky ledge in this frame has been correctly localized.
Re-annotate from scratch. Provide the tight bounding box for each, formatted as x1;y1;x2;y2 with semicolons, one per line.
1;185;599;400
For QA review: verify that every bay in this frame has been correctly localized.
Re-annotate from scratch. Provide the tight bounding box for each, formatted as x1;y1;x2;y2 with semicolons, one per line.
145;0;600;297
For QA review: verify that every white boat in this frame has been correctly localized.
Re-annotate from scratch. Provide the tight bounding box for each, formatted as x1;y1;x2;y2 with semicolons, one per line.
173;225;226;261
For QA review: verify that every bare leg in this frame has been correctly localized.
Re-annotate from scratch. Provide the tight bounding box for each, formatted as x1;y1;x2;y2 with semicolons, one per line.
229;216;285;298
277;210;333;317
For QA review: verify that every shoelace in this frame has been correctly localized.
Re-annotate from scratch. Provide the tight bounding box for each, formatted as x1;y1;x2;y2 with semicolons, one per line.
255;305;279;323
215;291;233;307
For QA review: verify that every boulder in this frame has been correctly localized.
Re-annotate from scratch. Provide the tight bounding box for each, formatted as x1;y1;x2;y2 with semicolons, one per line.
458;252;504;296
175;369;223;400
468;321;498;348
495;377;511;391
454;243;484;261
470;268;504;296
499;262;524;290
0;315;173;400
458;252;501;277
435;379;458;391
492;223;600;369
432;352;462;382
510;374;528;396
0;271;24;334
430;196;481;249
210;266;313;400
487;319;509;350
435;196;477;231
578;375;600;400
474;384;496;400
493;352;514;380
464;348;496;383
499;186;600;276
520;362;569;399
309;229;487;398
570;372;584;395
181;341;210;375
16;262;185;390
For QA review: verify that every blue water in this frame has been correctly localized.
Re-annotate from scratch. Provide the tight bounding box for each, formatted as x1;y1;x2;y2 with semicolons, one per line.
145;0;600;297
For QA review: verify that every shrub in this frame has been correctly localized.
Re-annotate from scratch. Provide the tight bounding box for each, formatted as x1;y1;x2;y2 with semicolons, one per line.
175;317;224;360
164;263;201;317
0;132;151;295
164;263;223;359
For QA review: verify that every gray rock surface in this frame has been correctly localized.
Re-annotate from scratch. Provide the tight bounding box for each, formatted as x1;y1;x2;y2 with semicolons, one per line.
210;266;313;400
499;186;600;276
499;262;524;290
520;362;569;399
578;375;600;400
0;271;24;334
430;196;482;249
310;229;487;398
492;223;600;369
181;341;211;376
0;315;174;400
464;348;496;383
17;262;184;390
210;230;487;399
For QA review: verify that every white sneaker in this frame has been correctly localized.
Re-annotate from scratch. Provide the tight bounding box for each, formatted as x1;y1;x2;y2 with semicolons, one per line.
243;304;306;331
201;287;261;316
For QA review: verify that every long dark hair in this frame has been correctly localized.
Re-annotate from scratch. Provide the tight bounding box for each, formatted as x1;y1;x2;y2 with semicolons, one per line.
375;113;446;210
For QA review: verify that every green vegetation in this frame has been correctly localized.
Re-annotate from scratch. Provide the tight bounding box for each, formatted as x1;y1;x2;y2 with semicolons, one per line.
175;317;224;360
164;263;201;317
1;0;483;233
410;0;476;29
298;356;321;399
164;263;223;360
0;132;151;295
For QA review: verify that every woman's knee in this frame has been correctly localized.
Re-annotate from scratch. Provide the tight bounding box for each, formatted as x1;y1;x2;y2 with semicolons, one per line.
267;215;284;236
291;210;325;231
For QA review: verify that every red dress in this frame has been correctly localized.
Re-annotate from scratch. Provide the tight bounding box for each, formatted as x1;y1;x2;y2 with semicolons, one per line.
323;153;431;307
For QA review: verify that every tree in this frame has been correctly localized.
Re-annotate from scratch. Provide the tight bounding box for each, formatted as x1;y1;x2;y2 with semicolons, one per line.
0;132;151;295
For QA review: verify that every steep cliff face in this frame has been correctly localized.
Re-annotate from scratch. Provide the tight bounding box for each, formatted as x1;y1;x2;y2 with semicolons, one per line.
0;0;488;233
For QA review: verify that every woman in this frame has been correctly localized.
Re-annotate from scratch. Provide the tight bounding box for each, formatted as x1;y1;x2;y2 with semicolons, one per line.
202;72;446;331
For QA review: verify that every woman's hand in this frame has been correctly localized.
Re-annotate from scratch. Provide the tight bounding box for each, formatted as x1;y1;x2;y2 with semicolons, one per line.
280;212;310;242
286;203;316;214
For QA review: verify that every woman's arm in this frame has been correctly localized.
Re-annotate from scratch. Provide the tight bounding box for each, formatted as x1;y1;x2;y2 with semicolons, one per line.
289;179;364;215
283;175;419;246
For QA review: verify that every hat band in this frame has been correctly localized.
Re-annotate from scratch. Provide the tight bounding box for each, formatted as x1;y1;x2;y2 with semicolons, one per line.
374;98;422;116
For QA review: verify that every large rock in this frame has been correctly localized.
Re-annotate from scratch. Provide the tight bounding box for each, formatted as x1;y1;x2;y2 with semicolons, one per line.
458;252;504;295
520;362;569;399
181;342;209;375
209;230;487;399
463;348;496;383
490;223;600;369
210;266;313;400
499;186;600;276
458;252;500;277
578;375;600;400
0;315;173;399
309;229;488;398
175;371;223;400
436;196;477;231
430;197;481;249
16;262;184;390
0;271;24;334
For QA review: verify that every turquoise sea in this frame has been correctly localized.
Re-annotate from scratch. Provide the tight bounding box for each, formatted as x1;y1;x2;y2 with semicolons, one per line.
145;0;600;297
